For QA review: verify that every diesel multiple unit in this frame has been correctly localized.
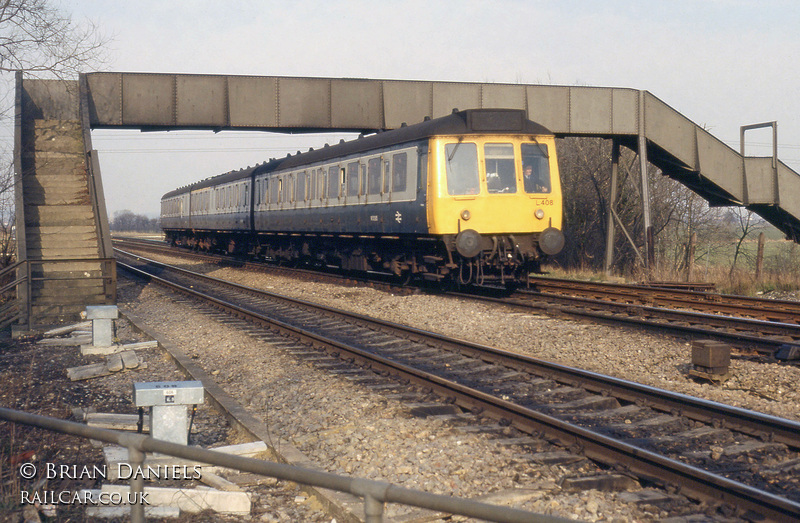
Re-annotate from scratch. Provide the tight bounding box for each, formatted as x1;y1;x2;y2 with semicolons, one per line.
161;109;565;285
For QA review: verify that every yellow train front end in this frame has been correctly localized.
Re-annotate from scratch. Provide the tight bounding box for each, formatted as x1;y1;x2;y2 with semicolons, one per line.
426;133;564;285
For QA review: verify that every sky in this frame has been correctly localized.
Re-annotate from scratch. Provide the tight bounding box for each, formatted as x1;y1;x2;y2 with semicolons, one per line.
50;0;800;218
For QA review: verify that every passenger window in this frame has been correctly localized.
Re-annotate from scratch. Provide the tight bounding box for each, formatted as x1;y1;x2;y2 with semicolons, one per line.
392;152;407;192
328;166;339;198
347;162;359;197
444;143;479;195
296;172;307;201
319;168;326;200
521;143;551;194
368;158;381;195
485;143;517;194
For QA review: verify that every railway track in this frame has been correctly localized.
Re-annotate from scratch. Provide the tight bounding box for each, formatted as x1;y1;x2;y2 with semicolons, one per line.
114;248;800;521
474;289;800;359
113;237;800;359
526;276;800;324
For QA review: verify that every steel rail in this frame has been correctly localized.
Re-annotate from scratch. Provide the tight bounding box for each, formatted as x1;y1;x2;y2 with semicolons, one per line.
116;254;800;521
473;290;800;352
112;239;394;291
115;250;800;447
527;276;800;323
116;240;800;353
117;239;800;325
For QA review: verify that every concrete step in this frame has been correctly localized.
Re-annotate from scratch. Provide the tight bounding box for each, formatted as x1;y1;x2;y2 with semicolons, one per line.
28;247;101;259
24;205;95;227
27;231;99;248
27;225;98;236
24;187;91;209
25;120;84;153
21;156;87;180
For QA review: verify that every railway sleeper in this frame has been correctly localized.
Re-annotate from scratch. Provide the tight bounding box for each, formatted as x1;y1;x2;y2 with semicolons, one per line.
606;415;688;438
526;451;589;466
407;403;464;418
559;474;640;493
544;395;621;413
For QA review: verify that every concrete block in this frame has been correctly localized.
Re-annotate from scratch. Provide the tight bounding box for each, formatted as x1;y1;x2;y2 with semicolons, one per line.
92;319;114;348
85;305;119;319
691;340;730;368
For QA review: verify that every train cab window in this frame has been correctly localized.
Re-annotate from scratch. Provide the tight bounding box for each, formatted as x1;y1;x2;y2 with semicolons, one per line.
521;143;551;194
444;142;479;195
367;158;381;195
327;166;339;199
485;143;517;194
383;160;391;194
346;162;360;197
392;152;407;192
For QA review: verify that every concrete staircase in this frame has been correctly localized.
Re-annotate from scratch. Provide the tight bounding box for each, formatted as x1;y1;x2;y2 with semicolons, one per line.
19;118;113;326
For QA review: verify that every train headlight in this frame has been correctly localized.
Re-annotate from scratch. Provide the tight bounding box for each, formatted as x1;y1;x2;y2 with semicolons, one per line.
534;209;545;220
460;209;471;221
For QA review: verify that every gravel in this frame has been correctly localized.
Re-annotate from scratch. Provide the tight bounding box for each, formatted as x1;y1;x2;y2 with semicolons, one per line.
114;254;800;521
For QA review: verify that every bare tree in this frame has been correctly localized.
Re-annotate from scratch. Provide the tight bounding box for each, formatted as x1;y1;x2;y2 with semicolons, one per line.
0;0;108;268
653;181;729;276
728;207;765;278
557;137;673;276
110;210;159;233
0;0;108;79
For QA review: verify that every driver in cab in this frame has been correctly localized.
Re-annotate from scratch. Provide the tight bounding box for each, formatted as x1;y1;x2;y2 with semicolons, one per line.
523;163;548;193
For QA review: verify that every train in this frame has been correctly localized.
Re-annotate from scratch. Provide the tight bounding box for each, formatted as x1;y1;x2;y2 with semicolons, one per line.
160;108;565;286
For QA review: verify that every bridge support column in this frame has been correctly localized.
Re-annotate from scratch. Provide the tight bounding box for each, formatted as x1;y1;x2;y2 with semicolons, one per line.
638;91;654;273
604;141;620;275
603;138;649;276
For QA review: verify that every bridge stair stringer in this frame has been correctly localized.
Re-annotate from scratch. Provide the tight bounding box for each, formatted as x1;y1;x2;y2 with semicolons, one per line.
633;92;800;242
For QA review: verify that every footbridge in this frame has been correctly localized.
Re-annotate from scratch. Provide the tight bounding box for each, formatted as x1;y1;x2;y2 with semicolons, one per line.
13;72;800;327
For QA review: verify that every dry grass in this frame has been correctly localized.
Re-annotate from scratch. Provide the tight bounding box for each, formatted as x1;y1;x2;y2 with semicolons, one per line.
543;258;800;297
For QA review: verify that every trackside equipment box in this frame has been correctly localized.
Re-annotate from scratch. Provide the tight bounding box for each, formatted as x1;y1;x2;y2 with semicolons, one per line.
133;381;204;446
